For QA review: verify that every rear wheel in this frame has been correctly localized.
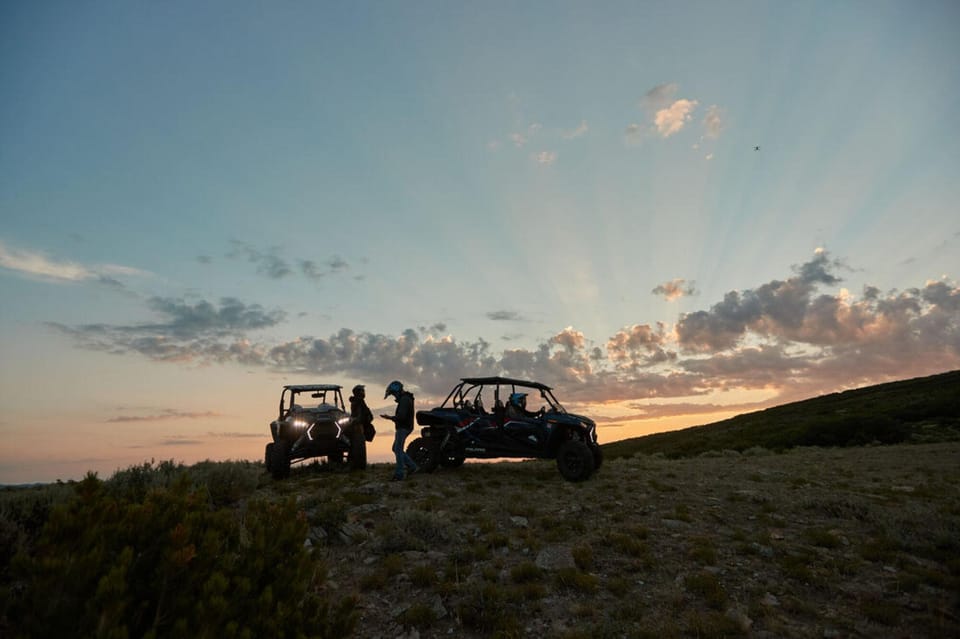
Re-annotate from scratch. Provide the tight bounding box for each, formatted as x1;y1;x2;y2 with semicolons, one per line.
556;439;595;482
407;437;440;473
264;442;275;474
271;440;291;479
439;454;466;468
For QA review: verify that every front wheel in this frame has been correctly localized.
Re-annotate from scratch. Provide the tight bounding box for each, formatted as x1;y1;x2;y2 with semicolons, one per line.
556;439;595;482
589;444;603;471
407;437;440;473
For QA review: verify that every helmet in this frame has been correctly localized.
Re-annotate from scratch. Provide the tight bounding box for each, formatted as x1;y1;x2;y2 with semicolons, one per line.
352;384;365;397
384;380;404;399
509;392;527;409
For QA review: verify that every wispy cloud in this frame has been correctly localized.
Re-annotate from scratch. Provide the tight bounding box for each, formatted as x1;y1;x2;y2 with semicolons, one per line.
0;239;148;285
561;120;589;139
652;278;698;301
229;240;355;282
533;151;557;165
49;296;285;362
487;311;524;321
107;409;223;423
703;105;725;138
227;241;292;279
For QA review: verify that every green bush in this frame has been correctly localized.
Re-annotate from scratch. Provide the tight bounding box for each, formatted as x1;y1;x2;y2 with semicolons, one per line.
6;472;356;638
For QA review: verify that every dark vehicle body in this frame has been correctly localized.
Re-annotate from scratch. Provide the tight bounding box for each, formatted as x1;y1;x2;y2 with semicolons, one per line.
410;376;601;481
264;384;366;479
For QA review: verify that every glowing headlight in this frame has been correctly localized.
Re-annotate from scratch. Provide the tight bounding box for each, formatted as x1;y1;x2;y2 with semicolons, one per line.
292;419;309;429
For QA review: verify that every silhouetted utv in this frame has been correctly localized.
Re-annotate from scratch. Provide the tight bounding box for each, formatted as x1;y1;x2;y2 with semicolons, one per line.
410;376;601;481
265;384;366;479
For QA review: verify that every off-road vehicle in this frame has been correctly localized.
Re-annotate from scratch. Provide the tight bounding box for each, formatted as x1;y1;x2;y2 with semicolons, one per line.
264;384;366;479
409;376;601;481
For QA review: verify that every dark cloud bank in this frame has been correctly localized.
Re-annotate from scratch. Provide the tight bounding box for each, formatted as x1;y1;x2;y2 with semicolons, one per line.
49;252;960;415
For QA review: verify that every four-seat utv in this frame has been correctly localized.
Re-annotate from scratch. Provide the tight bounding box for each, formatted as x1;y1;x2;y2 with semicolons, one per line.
408;376;602;481
264;384;366;479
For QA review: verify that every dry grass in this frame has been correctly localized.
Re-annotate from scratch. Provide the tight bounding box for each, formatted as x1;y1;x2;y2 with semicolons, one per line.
267;441;960;638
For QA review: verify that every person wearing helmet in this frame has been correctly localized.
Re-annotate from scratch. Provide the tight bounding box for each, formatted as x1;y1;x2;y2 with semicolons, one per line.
505;392;543;421
350;385;376;443
380;380;419;480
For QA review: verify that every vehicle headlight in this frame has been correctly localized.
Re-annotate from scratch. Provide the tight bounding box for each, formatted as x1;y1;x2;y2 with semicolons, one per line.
292;419;309;429
335;416;351;438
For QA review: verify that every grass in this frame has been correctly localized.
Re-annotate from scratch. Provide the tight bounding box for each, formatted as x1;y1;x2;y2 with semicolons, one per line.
603;369;960;459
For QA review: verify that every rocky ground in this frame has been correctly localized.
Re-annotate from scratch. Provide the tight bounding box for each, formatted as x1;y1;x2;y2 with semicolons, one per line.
268;442;960;638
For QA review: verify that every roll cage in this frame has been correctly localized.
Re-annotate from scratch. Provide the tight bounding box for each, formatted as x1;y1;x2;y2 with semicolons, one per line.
278;384;345;420
438;376;567;414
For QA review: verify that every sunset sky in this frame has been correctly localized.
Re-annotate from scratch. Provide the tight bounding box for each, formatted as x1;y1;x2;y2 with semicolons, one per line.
2;1;958;484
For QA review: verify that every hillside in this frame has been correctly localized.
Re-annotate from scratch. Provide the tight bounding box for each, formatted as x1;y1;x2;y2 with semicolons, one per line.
3;442;959;638
602;370;960;460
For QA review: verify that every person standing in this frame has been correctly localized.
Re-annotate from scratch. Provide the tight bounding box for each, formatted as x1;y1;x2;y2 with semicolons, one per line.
349;384;376;443
381;380;419;481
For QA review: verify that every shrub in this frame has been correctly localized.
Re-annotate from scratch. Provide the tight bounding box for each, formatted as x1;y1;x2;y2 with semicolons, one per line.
6;473;357;638
683;571;727;609
510;561;541;583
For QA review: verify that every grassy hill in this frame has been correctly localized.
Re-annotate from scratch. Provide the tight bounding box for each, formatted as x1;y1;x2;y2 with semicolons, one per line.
4;445;959;638
602;369;960;460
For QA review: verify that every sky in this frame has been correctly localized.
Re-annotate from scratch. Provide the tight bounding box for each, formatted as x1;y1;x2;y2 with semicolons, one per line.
1;1;958;484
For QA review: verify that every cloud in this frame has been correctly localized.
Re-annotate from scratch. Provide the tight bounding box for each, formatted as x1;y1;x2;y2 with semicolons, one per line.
641;83;679;111
49;296;285;362
632;84;702;141
300;255;350;281
653;98;699;138
652;279;698;301
561;120;589;139
227;241;292;279
533;151;557;165
703;105;725;138
675;252;845;351
52;251;960;417
158;437;204;447
229;241;355;282
606;322;675;370
0;239;148;285
107;409;223;423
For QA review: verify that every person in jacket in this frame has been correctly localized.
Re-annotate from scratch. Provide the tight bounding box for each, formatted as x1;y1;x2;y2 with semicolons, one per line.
381;380;419;480
349;384;376;443
505;392;544;421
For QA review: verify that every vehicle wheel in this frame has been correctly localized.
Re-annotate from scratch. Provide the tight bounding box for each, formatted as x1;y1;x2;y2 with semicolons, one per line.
439;454;466;468
556;439;595;482
264;442;275;474
349;434;367;471
271;440;291;480
407;437;440;473
589;444;603;471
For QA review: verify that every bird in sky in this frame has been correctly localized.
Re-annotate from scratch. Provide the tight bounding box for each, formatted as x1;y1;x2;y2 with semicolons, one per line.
754;145;760;151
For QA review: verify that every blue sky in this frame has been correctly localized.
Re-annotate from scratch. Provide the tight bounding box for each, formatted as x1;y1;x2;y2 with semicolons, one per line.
2;1;958;483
